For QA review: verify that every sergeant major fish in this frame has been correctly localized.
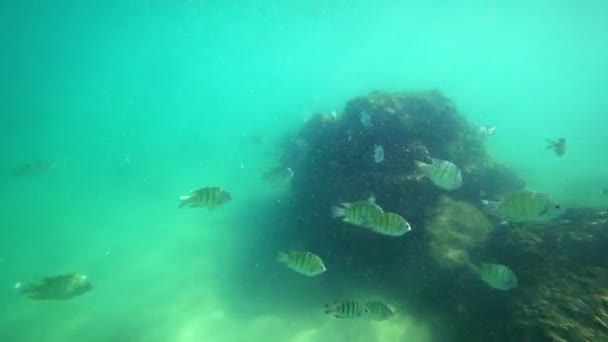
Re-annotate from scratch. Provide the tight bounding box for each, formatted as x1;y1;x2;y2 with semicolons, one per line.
324;300;369;319
482;190;562;223
178;186;231;209
476;263;518;291
369;212;412;236
415;158;463;190
331;196;384;228
277;251;327;276
15;273;92;300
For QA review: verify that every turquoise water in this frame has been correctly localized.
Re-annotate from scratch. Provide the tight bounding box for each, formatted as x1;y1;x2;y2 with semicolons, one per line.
1;1;607;341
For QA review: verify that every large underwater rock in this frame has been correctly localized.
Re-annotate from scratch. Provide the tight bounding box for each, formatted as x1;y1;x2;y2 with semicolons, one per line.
276;90;608;341
282;90;524;224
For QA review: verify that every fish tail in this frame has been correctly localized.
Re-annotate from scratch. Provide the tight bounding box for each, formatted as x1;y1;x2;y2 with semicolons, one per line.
466;262;481;274
367;193;376;203
323;303;334;314
276;252;288;264
414;160;429;170
178;195;191;208
480;199;500;216
14;281;34;295
331;206;345;219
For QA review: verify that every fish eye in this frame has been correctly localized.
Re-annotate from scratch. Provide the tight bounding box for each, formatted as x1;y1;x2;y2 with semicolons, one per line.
555;205;561;209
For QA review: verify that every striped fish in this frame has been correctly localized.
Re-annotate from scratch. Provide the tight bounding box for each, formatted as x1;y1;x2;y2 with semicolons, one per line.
178;186;231;209
478;263;518;291
331;197;384;228
365;300;396;321
489;190;562;223
369;212;412;236
324;300;369;319
15;273;92;300
415;158;463;190
277;251;327;276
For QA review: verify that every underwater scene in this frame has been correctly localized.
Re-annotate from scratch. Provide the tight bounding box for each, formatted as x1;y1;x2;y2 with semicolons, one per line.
1;1;608;341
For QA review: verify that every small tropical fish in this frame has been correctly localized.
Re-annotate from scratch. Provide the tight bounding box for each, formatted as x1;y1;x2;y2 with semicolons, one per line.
483;190;562;223
178;187;231;209
331;196;384;228
11;160;56;177
369;212;412;236
373;144;384;163
262;166;294;183
415;158;463;190
479;125;496;138
324;300;369;319
365;300;396;321
546;137;566;156
15;273;92;300
277;251;327;276
360;110;372;127
477;263;518;291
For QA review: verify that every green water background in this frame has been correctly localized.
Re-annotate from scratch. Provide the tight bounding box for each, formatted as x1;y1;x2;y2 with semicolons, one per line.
1;1;607;341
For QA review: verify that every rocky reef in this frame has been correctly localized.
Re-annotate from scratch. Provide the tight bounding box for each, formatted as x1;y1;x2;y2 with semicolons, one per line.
277;90;607;341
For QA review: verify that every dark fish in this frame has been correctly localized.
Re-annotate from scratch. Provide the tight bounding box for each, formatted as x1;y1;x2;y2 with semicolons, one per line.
178;186;231;209
324;300;369;319
11;161;56;177
546;137;566;156
15;273;92;300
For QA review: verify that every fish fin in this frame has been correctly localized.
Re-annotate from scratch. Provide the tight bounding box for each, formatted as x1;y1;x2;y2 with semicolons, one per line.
331;206;345;219
414;160;430;169
178;195;191;208
480;199;501;217
467;262;481;274
276;252;288;264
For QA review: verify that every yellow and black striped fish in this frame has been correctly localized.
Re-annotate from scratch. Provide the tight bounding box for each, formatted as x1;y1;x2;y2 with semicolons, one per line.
178;186;231;209
369;212;412;236
277;251;327;276
331;197;384;228
415;158;463;190
324;300;369;319
489;190;562;223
